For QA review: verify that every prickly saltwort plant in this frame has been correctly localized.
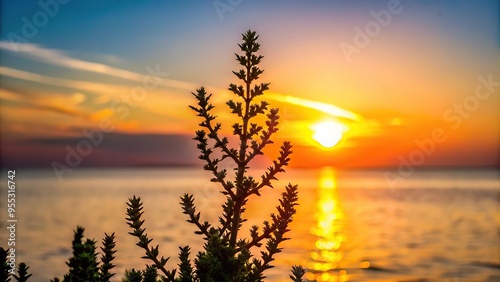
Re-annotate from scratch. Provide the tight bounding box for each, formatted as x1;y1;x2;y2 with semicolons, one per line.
0;30;304;282
125;30;304;281
1;226;116;282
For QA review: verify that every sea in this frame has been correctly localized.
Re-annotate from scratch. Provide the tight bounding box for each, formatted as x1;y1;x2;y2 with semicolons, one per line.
0;167;499;282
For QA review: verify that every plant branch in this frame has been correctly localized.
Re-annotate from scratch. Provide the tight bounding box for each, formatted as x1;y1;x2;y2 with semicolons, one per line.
125;196;176;280
180;194;211;238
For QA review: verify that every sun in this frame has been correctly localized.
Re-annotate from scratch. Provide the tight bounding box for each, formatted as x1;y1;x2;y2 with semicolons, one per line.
312;121;345;148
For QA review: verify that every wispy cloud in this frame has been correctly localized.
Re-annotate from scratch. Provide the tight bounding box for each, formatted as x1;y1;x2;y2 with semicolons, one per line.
0;88;89;118
0;41;198;90
266;92;364;122
0;67;195;127
0;41;366;121
0;66;128;94
0;41;375;136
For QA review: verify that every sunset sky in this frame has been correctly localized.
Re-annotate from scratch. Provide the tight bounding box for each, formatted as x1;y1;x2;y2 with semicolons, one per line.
1;0;499;169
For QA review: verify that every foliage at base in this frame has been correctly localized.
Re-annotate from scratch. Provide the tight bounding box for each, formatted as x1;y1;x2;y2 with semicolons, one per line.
1;30;304;282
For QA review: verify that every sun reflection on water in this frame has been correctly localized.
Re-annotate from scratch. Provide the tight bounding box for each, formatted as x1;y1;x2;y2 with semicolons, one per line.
307;167;348;282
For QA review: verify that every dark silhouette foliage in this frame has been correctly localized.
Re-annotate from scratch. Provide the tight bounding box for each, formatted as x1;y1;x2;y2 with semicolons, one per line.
48;227;116;282
125;29;303;281
1;30;304;282
0;249;31;282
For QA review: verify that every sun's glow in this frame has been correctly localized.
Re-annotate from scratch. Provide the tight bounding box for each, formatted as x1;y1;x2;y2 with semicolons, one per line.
312;121;345;148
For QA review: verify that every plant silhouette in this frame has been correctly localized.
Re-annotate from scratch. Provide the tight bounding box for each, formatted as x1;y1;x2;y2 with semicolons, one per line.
0;30;304;282
125;29;304;282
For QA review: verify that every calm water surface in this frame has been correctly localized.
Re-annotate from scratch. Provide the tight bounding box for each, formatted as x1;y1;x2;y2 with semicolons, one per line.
0;168;499;282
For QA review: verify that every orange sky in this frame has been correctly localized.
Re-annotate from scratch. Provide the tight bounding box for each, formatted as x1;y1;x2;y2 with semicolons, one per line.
1;1;499;170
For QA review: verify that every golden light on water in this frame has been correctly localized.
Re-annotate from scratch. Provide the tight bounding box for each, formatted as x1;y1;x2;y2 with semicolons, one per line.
307;167;348;281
